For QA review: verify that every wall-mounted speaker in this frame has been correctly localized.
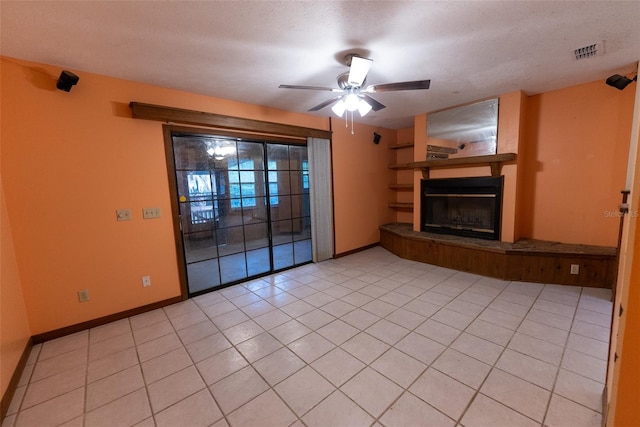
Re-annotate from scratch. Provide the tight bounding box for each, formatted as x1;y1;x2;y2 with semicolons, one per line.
56;70;79;92
373;132;381;144
606;74;637;90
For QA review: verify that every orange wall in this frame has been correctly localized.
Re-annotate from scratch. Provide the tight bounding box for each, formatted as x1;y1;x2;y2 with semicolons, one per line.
0;57;333;335
332;120;396;254
1;150;32;399
520;80;633;247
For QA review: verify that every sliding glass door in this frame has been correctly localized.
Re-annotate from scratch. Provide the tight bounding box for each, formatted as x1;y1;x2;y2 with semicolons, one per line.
171;133;311;296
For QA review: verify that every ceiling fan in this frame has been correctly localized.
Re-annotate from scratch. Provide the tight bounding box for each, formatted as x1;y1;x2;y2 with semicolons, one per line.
279;53;431;120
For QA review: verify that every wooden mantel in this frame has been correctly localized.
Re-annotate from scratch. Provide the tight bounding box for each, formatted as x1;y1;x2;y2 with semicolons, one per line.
408;153;517;178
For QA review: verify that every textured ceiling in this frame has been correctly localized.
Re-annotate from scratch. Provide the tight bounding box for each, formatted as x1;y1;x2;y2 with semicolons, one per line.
1;1;639;129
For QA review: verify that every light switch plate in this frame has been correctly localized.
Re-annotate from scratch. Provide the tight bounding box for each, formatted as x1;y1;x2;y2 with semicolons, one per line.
116;209;132;221
142;207;161;219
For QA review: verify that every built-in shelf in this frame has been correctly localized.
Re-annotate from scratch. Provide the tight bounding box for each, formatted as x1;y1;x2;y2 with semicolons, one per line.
409;153;517;178
388;142;414;150
388;184;414;190
389;142;414;211
389;203;414;209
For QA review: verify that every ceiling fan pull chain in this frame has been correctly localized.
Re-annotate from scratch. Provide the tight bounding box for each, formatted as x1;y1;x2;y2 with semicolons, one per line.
351;111;355;135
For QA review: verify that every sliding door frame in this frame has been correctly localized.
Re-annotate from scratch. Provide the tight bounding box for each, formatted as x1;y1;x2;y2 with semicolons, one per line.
162;124;314;299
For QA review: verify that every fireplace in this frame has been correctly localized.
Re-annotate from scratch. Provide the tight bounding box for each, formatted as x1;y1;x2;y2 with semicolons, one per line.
421;176;504;240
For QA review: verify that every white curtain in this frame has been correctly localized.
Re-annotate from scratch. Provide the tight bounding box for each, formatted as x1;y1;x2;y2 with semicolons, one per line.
307;137;334;262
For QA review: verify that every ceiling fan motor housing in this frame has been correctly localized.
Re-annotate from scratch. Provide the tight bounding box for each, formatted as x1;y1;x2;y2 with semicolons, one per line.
337;72;365;89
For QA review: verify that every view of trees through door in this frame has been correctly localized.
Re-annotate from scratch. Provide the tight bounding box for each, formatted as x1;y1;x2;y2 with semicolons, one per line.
171;133;311;296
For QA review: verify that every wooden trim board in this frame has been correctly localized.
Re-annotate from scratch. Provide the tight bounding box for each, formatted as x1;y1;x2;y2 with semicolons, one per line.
130;102;332;140
31;296;183;344
1;339;33;421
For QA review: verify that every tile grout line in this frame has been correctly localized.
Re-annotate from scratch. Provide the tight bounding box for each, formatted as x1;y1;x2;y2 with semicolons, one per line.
540;286;582;427
4;249;613;427
445;279;540;426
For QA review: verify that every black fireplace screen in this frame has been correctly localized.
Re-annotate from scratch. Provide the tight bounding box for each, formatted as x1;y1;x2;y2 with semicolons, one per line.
421;176;504;240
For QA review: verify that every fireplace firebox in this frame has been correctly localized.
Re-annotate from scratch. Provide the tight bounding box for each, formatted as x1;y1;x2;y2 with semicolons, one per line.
421;176;504;240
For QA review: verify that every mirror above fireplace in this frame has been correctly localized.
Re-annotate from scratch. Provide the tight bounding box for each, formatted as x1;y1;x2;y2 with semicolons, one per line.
427;98;499;160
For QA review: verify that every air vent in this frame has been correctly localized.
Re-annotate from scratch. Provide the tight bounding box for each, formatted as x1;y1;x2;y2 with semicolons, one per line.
574;42;604;60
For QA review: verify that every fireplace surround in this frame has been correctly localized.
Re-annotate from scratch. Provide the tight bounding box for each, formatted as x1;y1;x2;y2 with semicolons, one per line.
421;176;504;240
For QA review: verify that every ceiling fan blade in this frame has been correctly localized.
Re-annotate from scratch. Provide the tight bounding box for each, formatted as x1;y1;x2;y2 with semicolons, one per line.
279;84;343;92
348;56;373;87
308;96;343;112
365;79;431;92
361;94;386;112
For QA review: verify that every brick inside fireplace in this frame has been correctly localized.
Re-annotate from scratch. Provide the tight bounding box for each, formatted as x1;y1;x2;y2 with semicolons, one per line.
420;176;504;240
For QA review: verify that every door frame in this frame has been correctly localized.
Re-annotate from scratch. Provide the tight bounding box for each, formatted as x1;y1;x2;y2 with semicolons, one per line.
162;124;309;299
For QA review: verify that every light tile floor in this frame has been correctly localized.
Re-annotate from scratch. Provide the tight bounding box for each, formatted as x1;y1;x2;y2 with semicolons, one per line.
3;247;612;427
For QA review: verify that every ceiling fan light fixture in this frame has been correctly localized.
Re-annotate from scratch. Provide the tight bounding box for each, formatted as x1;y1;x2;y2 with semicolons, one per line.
344;93;360;111
357;99;372;117
331;99;346;117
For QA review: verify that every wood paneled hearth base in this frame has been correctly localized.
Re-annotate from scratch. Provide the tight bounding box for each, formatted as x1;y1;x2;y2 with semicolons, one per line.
380;223;616;288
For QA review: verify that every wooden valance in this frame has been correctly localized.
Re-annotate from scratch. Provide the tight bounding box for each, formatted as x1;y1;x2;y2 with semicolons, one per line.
129;102;332;140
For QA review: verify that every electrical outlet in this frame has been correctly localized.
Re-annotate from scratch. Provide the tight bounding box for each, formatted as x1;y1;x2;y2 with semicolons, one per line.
142;207;161;219
142;275;151;287
116;208;132;221
78;289;90;302
570;264;580;275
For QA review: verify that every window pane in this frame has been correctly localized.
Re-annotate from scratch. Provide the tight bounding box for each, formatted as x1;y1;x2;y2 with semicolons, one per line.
294;240;312;264
241;183;256;197
173;137;210;170
272;220;294;245
228;170;240;184
187;172;214;199
293;217;312;241
290;194;306;219
269;182;279;206
290;171;305;194
229;185;241;198
247;248;271;276
290;145;308;169
272;195;291;220
180;202;216;231
217;226;245;256
238;142;264;169
302;170;309;191
187;259;221;293
183;230;218;263
273;243;294;270
227;158;239;170
244;223;269;250
218;204;244;228
241;197;256;208
220;253;247;283
267;145;289;170
244;198;268;224
239;170;255;182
